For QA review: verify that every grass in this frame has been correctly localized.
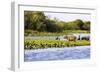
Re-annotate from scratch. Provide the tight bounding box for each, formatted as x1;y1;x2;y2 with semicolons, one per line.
24;39;90;49
24;30;90;36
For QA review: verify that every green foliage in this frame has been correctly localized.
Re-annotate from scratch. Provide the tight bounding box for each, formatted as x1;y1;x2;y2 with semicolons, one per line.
83;21;90;30
24;11;46;31
64;19;85;30
24;30;90;36
24;39;90;49
24;11;90;34
74;19;84;30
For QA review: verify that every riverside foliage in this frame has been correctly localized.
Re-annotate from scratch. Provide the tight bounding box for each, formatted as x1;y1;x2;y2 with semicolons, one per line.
24;11;90;36
24;39;90;49
24;11;90;50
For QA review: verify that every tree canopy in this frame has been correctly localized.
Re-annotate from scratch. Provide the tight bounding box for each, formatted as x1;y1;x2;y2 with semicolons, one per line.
24;11;90;32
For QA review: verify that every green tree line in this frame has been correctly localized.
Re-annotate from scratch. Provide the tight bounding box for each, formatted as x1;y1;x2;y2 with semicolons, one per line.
24;11;90;32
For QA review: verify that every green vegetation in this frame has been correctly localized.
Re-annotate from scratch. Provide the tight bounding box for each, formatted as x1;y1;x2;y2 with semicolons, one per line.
24;39;90;49
24;11;90;50
25;30;90;36
24;11;90;36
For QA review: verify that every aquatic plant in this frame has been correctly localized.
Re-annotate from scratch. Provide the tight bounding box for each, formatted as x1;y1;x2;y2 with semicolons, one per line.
24;39;90;49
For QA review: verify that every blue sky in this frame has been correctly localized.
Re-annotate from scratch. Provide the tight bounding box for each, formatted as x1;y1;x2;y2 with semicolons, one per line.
44;12;91;22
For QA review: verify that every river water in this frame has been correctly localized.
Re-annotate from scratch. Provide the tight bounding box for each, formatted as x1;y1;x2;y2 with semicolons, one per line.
25;33;90;40
24;46;90;61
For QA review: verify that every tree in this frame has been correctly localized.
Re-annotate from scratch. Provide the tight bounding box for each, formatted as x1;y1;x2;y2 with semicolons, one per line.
45;19;57;32
65;21;80;30
24;11;46;31
56;21;66;31
24;11;34;29
83;21;90;30
24;11;90;33
74;19;84;30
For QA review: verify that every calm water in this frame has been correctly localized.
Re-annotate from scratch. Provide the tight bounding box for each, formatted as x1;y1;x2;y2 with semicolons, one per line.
24;46;90;62
25;33;90;40
25;35;64;40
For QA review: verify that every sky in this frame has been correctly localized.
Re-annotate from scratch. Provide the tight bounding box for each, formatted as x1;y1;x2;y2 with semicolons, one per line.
44;12;91;22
